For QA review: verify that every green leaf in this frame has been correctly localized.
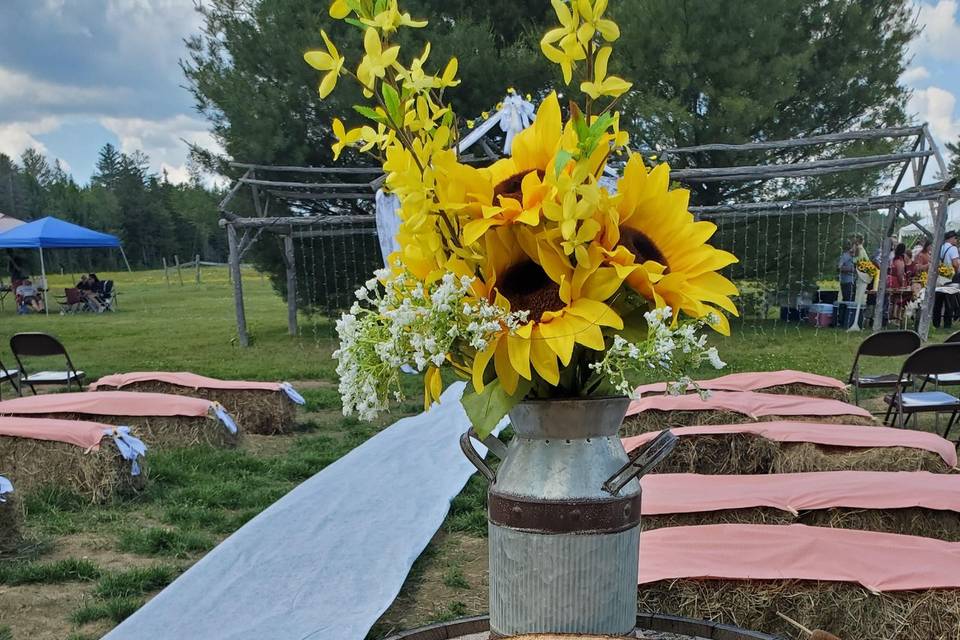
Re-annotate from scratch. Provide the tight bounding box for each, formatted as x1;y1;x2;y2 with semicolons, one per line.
460;378;531;439
345;0;364;14
344;17;366;29
374;0;388;13
381;84;401;124
553;149;574;176
353;105;387;124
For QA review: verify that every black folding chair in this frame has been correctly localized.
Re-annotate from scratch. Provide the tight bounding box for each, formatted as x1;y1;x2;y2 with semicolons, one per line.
0;355;19;400
10;332;85;394
944;330;960;344
98;280;118;312
848;330;922;405
883;343;960;436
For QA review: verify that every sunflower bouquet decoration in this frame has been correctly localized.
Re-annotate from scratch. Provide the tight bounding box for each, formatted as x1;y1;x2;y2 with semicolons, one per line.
307;0;739;436
856;259;879;278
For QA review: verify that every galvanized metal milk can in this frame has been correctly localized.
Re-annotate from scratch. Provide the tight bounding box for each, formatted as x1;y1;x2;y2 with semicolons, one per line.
461;396;677;637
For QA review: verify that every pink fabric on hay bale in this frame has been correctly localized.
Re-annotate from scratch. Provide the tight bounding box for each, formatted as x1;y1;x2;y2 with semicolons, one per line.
634;370;846;396
0;391;215;418
622;421;958;467
641;471;960;516
625;390;871;419
89;372;282;392
0;416;115;450
638;523;960;592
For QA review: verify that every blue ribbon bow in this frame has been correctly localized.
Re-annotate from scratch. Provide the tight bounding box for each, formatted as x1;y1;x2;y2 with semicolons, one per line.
106;427;148;476
0;475;12;502
213;403;238;434
281;382;306;405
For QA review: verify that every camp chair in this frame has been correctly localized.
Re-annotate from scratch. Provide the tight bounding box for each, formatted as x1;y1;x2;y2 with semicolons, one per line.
848;330;922;406
55;288;88;314
883;343;960;436
10;333;85;394
0;356;19;400
98;280;118;311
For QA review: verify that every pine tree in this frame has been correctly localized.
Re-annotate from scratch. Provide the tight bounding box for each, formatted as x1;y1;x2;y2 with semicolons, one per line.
92;143;124;190
947;140;960;181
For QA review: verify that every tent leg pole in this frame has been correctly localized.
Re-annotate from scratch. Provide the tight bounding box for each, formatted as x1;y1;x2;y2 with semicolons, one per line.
119;247;132;273
39;247;48;315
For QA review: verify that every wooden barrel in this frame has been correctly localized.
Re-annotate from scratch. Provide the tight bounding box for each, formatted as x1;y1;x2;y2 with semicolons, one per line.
383;614;780;639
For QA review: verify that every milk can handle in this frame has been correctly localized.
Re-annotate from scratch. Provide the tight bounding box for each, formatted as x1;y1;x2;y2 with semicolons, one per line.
459;427;507;483
602;430;678;495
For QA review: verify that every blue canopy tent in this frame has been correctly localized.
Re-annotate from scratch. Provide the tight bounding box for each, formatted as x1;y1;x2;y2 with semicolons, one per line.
0;216;130;314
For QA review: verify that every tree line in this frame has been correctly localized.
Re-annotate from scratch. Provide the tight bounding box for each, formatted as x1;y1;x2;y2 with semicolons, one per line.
0;144;224;273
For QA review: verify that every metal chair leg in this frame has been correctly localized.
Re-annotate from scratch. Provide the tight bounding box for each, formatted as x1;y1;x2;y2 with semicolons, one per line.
943;410;960;439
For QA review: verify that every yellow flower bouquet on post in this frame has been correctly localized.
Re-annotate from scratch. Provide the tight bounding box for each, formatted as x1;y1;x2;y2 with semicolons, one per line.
306;0;739;439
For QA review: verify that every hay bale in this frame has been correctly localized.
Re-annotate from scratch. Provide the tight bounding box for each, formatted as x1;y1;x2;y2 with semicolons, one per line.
637;579;960;640
93;381;296;435
643;506;960;541
0;436;142;503
623;411;874;436
652;434;780;474
24;412;235;450
773;442;951;473
0;492;21;554
755;383;850;402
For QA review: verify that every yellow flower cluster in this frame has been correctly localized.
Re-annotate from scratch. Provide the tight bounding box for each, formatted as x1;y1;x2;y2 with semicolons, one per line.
306;0;738;408
856;259;879;278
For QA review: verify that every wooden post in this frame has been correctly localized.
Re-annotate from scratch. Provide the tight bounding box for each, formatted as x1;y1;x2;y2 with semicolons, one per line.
195;254;201;284
162;257;170;286
283;235;298;336
872;207;898;331
227;224;249;347
174;254;184;286
918;194;950;340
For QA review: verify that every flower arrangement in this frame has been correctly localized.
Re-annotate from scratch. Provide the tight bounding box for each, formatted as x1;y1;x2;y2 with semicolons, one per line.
306;0;739;436
940;264;955;279
856;259;879;278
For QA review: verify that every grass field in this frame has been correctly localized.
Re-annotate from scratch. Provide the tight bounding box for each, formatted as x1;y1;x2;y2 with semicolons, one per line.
0;268;952;639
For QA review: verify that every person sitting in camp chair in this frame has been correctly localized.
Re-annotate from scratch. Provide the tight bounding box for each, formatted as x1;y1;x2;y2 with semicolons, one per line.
15;280;43;314
76;275;104;313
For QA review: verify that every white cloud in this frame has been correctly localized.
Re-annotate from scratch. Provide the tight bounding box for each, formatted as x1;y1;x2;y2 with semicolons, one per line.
99;114;223;181
902;65;931;86
913;0;960;62
0;66;121;114
0;117;62;160
909;85;960;145
159;162;192;185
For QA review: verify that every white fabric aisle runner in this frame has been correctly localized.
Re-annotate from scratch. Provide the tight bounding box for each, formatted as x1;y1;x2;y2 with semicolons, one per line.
105;382;499;640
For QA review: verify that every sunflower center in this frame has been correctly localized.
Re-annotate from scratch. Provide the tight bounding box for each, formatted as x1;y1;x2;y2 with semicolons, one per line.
618;226;669;272
493;169;545;202
497;260;565;323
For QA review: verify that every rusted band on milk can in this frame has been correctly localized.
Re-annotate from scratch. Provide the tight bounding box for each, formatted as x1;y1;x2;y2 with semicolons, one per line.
488;492;642;534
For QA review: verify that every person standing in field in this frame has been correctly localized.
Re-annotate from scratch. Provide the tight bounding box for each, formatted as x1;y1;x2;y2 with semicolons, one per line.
933;231;960;329
838;242;857;302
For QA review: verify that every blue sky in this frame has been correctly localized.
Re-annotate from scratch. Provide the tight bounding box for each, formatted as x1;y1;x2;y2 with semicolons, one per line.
0;0;958;187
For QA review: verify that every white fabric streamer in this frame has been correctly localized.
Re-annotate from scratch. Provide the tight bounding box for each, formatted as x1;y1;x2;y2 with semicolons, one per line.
498;93;535;155
374;189;402;268
104;382;505;640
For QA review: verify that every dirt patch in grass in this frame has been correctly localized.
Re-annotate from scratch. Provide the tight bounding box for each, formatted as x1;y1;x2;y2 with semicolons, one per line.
373;531;489;637
0;581;90;640
43;533;160;572
240;433;297;458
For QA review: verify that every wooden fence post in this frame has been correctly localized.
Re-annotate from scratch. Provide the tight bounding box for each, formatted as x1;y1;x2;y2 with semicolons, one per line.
283;235;298;336
195;254;201;284
162;257;170;286
227;224;249;347
174;255;184;286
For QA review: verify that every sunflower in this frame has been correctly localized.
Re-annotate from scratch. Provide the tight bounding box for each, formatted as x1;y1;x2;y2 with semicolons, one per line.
600;154;739;334
452;226;627;395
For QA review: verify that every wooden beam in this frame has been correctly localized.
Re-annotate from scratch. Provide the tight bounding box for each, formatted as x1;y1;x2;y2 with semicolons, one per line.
266;189;376;201
664;126;924;154
229;215;373;229
226;224;249;347
918;194;951;340
242;177;375;190
229;162;382;174
671;150;933;182
283;235;298;337
218;168;251;212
